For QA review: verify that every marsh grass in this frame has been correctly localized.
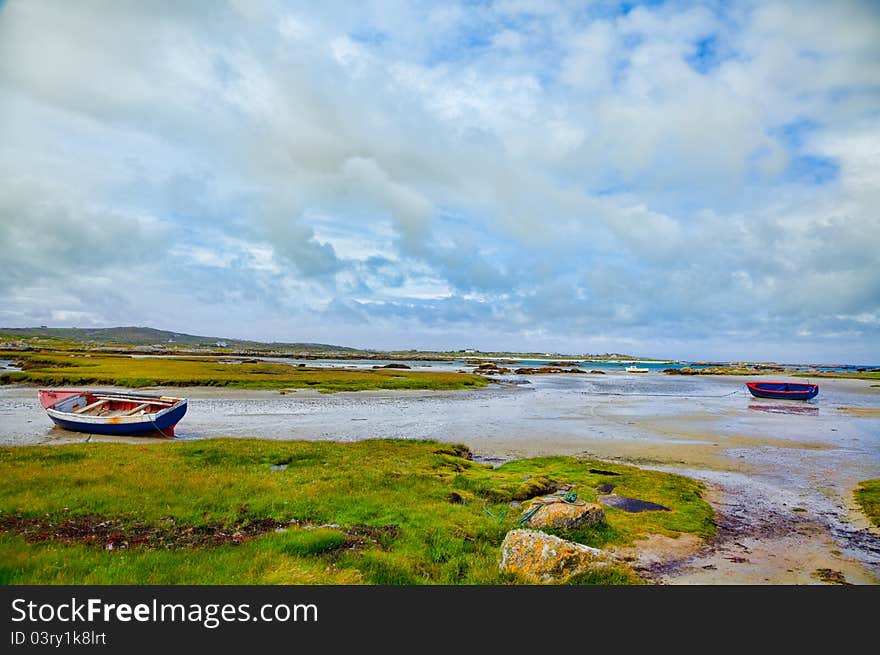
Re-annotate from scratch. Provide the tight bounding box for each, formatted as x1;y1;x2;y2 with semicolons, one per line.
0;350;488;392
793;371;880;380
0;439;713;585
669;366;880;380
855;479;880;528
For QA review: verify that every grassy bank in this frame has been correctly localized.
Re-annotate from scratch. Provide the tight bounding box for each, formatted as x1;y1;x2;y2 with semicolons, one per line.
667;366;880;380
664;366;757;376
855;479;880;529
0;351;488;392
0;439;714;584
793;371;880;381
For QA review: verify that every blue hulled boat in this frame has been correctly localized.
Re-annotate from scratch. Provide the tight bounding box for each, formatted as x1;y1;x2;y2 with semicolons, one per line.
39;390;187;436
745;382;818;400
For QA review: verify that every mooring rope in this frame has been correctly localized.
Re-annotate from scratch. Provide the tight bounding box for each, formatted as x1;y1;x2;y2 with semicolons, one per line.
517;491;583;525
148;413;174;439
582;388;743;399
483;507;505;522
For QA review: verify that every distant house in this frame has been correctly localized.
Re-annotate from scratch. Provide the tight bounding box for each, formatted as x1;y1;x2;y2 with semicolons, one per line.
464;349;476;354
215;341;228;347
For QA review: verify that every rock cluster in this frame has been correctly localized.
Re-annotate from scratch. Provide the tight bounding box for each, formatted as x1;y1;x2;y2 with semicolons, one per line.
514;367;585;374
0;340;32;351
473;362;512;375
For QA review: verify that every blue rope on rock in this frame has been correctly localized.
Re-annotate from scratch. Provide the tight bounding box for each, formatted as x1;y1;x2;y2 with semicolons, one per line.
517;491;580;525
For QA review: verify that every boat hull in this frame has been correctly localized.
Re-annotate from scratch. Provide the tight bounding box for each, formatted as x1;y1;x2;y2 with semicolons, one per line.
746;382;818;400
46;402;187;435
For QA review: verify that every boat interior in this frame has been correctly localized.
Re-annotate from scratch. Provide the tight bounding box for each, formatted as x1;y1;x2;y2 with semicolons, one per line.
52;393;175;417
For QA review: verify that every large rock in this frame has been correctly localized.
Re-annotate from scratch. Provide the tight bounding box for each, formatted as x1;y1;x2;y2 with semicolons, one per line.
520;497;605;530
500;530;609;583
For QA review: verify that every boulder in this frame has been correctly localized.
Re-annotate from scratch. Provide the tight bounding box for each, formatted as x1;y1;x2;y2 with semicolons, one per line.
520;497;605;530
372;363;411;369
500;529;609;583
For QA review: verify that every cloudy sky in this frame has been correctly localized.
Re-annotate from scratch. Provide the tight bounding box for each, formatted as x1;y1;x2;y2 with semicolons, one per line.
0;1;878;361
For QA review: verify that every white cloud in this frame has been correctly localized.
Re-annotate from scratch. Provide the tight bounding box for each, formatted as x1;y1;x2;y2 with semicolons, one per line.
0;0;877;361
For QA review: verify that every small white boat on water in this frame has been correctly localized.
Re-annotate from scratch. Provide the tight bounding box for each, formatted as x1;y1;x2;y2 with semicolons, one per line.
625;366;649;373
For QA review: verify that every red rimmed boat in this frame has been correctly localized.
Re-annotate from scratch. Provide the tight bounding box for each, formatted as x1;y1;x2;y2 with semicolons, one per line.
745;382;818;401
39;390;187;436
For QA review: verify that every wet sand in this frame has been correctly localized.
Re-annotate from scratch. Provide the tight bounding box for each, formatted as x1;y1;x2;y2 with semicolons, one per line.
1;372;878;584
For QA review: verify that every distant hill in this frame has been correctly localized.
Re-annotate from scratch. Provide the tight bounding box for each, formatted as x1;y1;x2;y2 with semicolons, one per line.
0;326;650;360
0;326;357;352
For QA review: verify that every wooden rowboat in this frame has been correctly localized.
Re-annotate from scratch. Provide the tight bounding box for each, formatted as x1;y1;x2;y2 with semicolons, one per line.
39;390;187;436
745;382;818;401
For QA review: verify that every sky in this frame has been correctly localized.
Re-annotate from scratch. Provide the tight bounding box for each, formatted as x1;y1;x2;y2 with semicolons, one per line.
0;0;878;362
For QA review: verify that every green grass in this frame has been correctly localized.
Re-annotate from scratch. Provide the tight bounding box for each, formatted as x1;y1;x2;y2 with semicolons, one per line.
793;371;880;381
666;366;765;376
666;366;880;380
855;479;880;528
0;439;714;585
0;351;488;392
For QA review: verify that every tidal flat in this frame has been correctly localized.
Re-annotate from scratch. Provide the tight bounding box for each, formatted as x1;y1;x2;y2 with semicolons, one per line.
1;370;878;584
